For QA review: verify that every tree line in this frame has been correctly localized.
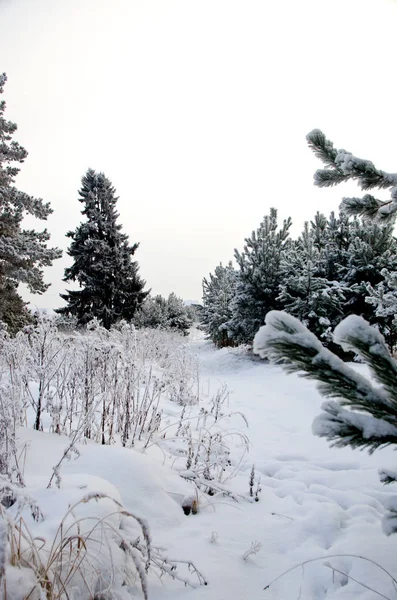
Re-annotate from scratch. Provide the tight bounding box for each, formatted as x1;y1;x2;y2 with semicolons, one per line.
201;133;397;354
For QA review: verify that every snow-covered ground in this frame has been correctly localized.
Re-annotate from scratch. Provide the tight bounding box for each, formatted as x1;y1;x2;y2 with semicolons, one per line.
16;329;397;599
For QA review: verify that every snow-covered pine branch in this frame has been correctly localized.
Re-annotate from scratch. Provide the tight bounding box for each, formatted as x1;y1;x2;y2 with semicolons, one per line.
254;310;397;532
307;129;397;221
254;311;397;452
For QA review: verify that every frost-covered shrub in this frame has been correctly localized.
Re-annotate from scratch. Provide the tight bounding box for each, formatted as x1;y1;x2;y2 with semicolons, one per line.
0;317;200;454
134;293;192;335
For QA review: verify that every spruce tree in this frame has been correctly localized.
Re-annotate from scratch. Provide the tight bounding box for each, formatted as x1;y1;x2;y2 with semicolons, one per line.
201;261;237;347
58;169;147;328
228;208;291;345
253;131;397;535
0;73;61;333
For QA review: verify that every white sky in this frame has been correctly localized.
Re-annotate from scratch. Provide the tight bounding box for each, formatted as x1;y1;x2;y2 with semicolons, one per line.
1;0;397;308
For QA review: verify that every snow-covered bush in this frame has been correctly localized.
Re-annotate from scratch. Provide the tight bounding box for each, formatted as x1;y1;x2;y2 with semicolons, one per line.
0;317;211;597
134;293;192;335
0;316;200;453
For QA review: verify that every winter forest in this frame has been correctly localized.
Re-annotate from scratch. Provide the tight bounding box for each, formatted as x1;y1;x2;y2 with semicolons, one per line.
3;0;397;598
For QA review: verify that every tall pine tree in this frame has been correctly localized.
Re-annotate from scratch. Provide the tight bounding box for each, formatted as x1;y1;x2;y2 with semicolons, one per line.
58;169;147;328
0;73;61;333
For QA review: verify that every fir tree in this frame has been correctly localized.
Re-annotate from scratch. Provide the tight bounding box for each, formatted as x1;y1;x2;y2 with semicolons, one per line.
253;132;397;535
58;169;147;328
201;261;237;347
228;208;291;345
0;73;61;333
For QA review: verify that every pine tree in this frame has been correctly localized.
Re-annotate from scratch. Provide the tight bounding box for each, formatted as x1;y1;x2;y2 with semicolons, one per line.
227;208;292;345
201;261;237;347
253;131;397;535
0;73;61;333
310;207;397;334
366;269;397;353
134;295;167;329
58;169;147;328
164;292;192;335
134;292;192;334
279;222;346;342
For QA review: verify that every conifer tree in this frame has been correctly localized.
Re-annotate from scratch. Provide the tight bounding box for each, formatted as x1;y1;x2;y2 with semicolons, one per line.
58;169;147;328
340;217;397;323
227;208;291;345
134;292;192;334
253;131;397;535
366;269;397;353
0;73;61;333
201;261;237;347
164;292;192;335
279;222;346;342
134;295;167;329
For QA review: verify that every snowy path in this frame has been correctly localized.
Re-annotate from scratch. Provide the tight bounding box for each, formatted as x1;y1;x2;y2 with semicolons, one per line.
19;332;397;599
155;333;397;600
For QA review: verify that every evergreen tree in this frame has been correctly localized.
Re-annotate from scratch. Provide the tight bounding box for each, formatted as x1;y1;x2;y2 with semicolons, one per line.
201;261;237;347
279;222;346;342
134;292;192;334
164;292;192;335
366;268;397;353
134;295;167;329
340;217;397;324
227;208;291;345
58;169;147;328
0;73;61;334
253;132;397;535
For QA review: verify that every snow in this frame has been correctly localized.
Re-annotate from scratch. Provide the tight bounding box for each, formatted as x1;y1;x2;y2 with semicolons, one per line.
7;328;397;599
333;314;388;355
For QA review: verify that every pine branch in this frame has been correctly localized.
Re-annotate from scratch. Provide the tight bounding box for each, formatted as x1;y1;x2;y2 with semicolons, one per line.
307;129;397;221
314;169;349;188
333;315;397;407
306;130;339;169
341;195;397;221
313;400;397;453
254;312;397;452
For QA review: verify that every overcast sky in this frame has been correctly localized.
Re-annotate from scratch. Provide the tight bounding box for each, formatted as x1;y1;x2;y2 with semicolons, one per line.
1;0;397;308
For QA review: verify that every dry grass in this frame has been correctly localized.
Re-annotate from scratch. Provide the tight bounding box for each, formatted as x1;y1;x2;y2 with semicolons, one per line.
0;489;207;599
1;492;151;600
